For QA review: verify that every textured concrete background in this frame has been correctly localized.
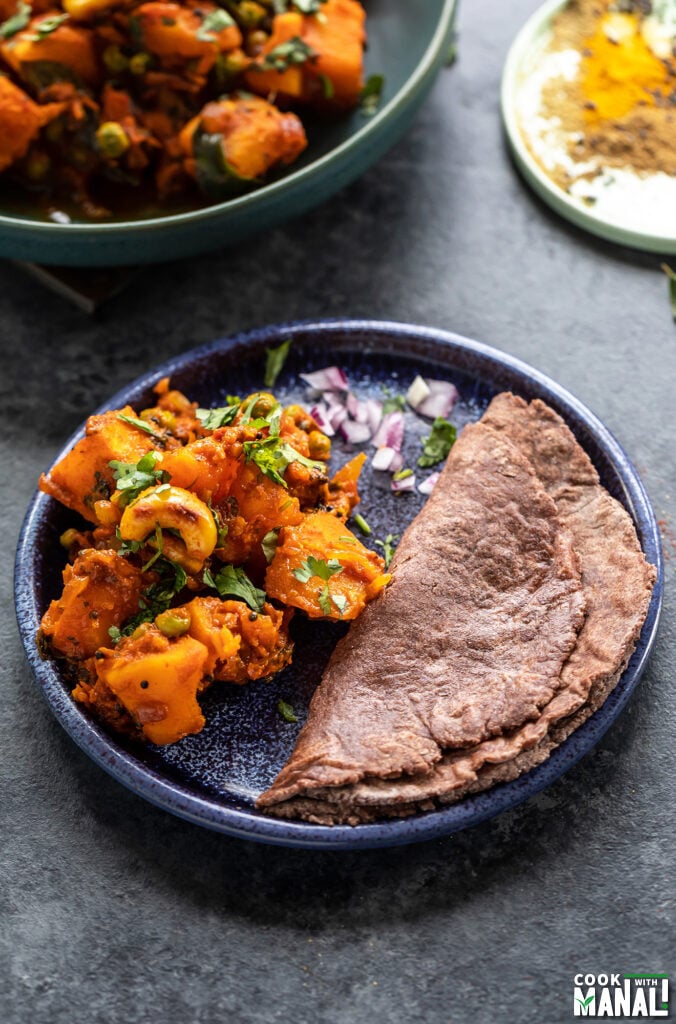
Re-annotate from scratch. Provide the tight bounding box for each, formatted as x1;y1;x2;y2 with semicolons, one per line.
1;1;674;1022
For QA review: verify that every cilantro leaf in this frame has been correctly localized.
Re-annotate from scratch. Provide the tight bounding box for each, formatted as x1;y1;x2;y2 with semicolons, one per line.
264;339;291;388
197;399;240;429
375;533;398;569
331;593;348;616
661;263;676;322
203;564;266;612
418;417;457;468
381;394;406;414
255;36;316;73
116;558;188;636
196;8;235;42
0;1;31;39
261;528;280;564
242;436;325;488
293;555;343;583
318;584;332;616
360;74;384;116
277;699;298;723
27;13;68;40
109;451;170;508
117;412;165;442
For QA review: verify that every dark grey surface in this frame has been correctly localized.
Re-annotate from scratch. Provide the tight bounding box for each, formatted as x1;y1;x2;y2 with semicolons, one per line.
1;1;674;1021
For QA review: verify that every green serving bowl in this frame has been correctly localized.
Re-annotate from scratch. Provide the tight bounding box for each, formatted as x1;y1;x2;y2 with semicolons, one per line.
0;0;458;266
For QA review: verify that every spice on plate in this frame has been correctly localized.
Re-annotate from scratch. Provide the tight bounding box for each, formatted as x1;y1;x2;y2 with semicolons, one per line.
517;0;676;231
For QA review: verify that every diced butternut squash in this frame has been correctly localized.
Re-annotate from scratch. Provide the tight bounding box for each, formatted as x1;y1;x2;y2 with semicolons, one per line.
244;11;305;99
39;406;157;522
302;0;366;107
180;94;307;184
321;452;365;518
63;0;125;22
136;2;242;62
265;511;389;620
245;0;366;108
185;596;293;682
2;15;100;85
39;549;143;659
0;77;64;172
93;627;209;744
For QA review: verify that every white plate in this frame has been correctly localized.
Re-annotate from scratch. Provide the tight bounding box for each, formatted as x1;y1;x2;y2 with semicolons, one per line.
501;0;676;254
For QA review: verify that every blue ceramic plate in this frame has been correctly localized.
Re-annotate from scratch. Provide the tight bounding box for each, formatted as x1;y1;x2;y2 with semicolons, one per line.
0;0;458;267
15;321;663;849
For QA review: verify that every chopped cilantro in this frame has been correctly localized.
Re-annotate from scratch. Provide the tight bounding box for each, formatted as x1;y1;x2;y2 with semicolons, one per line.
331;593;348;616
318;585;332;616
360;74;384;116
117;558;188;636
293;555;343;583
255;36;316;73
273;0;327;15
375;533;398;569
242;436;325;488
352;513;371;536
27;12;68;40
277;699;298;723
661;263;676;322
117;412;165;442
196;8;235;42
203;564;266;612
264;339;291;388
392;467;413;481
0;1;31;39
418;417;457;468
261;528;280;564
381;393;406;414
319;73;334;99
141;525;164;573
109;451;170;508
197;399;240;429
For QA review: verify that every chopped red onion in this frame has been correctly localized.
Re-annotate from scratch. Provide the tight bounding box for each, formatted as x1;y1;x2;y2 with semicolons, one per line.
365;398;383;435
391;473;416;493
310;402;335;436
406;375;431;409
371;411;404;451
371;446;404;473
418;471;440;495
327;404;348;430
346;392;360;418
339;419;372;445
300;366;349;393
407;375;458;419
416;380;459;420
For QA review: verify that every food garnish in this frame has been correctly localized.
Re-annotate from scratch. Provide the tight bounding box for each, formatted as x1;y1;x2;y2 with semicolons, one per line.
418;417;457;468
660;264;676;323
264;339;292;388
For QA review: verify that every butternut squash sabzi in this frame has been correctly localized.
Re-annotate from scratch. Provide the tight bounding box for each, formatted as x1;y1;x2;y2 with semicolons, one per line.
38;380;387;746
0;0;369;218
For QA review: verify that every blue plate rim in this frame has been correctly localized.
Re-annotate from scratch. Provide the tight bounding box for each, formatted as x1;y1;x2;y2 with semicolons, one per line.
0;0;458;236
14;319;664;850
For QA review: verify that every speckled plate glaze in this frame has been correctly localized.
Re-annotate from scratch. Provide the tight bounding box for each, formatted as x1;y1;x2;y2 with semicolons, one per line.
15;321;663;849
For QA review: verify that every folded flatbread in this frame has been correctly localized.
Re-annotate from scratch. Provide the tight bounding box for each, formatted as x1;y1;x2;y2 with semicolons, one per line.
257;394;656;824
